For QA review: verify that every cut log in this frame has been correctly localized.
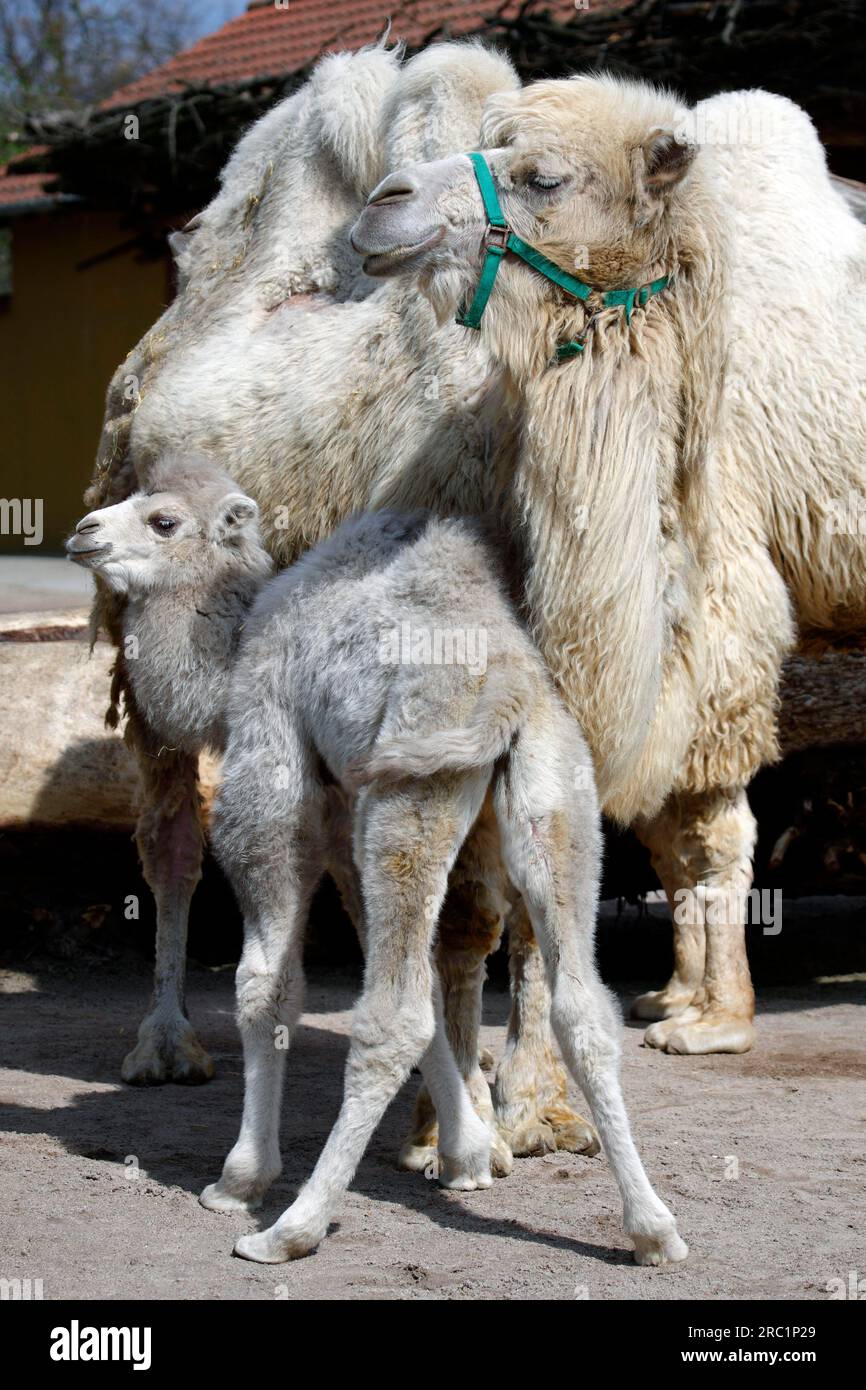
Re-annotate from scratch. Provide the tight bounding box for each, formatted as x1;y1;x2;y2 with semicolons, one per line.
1;613;862;831
0;610;219;829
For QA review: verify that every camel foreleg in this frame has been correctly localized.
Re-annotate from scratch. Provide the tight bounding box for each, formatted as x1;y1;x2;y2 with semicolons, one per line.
121;745;213;1085
636;788;757;1055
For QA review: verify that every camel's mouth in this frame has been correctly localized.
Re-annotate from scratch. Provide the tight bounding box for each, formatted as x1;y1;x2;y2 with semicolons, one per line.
359;227;445;278
65;539;112;566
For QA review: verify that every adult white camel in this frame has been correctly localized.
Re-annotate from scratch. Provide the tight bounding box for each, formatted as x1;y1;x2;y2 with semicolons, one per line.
350;70;866;1055
86;40;865;1160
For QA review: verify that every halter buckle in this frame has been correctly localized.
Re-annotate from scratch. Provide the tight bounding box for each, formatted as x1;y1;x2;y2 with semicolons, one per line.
483;223;509;252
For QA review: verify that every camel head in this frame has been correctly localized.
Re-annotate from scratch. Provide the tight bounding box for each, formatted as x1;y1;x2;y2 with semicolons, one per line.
351;75;696;374
66;457;269;596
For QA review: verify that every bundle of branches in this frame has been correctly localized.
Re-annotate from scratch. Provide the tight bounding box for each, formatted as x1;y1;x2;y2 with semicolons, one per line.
751;746;866;897
13;0;864;236
480;0;864;177
17;70;310;236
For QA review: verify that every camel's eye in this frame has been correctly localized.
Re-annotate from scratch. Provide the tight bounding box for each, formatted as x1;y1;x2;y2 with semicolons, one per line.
529;174;563;191
149;514;179;536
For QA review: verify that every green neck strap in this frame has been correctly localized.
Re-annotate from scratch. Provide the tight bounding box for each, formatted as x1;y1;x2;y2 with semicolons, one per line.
457;151;670;361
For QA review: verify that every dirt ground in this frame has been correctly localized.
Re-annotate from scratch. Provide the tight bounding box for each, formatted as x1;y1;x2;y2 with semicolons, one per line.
2;906;864;1303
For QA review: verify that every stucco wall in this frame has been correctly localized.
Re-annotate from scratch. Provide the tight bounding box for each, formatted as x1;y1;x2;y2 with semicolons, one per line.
0;206;169;554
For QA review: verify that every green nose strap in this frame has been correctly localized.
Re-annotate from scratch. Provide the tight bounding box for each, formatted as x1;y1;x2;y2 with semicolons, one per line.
457;151;670;361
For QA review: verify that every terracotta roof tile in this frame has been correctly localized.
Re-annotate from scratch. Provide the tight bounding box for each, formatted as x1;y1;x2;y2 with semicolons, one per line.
0;161;60;211
103;0;584;108
0;0;594;209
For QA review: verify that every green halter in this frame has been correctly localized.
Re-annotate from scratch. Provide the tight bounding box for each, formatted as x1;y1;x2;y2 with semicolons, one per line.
456;152;670;361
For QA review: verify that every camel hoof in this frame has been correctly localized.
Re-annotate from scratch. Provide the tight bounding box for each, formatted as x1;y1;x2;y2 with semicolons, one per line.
234;1230;292;1264
397;1140;437;1174
506;1119;557;1157
489;1127;514;1177
631;988;695;1022
399;1127;512;1179
505;1107;599;1159
662;1015;756;1055
234;1213;322;1263
439;1150;494;1191
643;1006;703;1051
122;1017;214;1086
548;1115;601;1157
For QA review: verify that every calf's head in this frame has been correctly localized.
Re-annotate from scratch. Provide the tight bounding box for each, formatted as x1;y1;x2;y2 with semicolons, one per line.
66;457;266;596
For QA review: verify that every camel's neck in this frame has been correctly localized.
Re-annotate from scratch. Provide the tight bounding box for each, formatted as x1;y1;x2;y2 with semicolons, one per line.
509;262;725;823
122;557;269;754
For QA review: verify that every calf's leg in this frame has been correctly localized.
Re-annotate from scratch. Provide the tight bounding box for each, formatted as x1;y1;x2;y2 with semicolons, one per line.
400;795;514;1177
201;732;324;1213
235;776;490;1263
493;899;599;1158
493;713;687;1265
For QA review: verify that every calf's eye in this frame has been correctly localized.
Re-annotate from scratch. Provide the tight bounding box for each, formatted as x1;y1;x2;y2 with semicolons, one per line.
150;515;178;535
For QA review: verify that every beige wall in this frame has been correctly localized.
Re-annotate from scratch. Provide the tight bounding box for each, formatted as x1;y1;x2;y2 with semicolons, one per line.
0;206;170;554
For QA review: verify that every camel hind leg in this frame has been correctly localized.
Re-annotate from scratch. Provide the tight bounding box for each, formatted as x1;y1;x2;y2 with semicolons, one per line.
493;898;599;1158
493;705;686;1265
399;795;514;1178
399;795;597;1172
326;786;514;1179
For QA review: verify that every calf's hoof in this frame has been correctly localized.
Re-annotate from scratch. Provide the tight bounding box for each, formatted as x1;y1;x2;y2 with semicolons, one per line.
632;1228;689;1266
121;1019;214;1086
234;1212;322;1264
234;1230;295;1264
399;1125;512;1180
439;1150;494;1192
200;1182;269;1215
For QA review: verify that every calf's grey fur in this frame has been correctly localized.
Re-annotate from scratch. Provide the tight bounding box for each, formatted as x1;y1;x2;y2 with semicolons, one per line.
67;457;273;1082
68;464;686;1265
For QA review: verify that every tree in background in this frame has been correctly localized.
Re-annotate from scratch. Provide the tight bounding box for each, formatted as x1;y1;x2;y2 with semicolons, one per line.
0;0;203;159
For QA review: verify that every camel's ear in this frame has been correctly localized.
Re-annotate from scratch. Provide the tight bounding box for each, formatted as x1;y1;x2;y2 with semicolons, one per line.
213;492;259;543
641;129;695;198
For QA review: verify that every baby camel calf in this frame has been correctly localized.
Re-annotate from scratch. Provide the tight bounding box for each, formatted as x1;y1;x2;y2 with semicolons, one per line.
68;463;686;1267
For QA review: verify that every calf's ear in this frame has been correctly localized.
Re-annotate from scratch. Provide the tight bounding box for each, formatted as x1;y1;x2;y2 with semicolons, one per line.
213;492;259;542
640;129;695;198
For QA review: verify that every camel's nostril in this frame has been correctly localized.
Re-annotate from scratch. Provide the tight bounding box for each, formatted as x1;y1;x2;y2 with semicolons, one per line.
366;173;418;207
76;518;101;534
367;187;415;207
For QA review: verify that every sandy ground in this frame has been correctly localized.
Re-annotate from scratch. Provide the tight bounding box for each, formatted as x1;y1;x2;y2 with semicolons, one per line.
1;950;864;1302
